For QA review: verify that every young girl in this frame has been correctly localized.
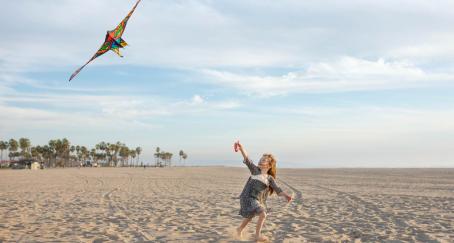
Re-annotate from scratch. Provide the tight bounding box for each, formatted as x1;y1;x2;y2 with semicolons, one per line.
235;141;292;242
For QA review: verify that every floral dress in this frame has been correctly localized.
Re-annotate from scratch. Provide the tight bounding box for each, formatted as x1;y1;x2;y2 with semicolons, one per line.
239;157;283;218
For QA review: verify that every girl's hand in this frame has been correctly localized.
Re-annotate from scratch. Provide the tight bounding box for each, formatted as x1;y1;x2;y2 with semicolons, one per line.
234;141;240;152
234;141;244;152
236;141;243;150
285;194;293;203
235;140;248;161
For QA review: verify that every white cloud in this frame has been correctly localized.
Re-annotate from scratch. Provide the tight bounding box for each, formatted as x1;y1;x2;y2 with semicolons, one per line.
3;0;454;71
0;103;156;135
191;95;205;105
201;57;454;96
185;94;240;109
0;86;242;134
2;1;454;167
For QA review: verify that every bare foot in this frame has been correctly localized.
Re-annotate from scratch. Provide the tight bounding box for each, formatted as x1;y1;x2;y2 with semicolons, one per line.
255;234;269;242
236;227;243;240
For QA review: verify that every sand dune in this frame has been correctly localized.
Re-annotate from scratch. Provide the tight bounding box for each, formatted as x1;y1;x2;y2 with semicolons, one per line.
0;167;453;242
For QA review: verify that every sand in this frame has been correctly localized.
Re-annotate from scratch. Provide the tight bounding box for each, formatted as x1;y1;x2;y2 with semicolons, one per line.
0;167;453;242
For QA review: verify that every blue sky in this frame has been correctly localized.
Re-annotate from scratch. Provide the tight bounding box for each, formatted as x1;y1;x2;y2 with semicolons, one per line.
1;0;454;167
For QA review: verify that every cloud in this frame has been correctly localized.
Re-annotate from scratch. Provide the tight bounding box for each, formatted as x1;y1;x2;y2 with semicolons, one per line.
201;57;454;96
275;106;454;134
0;103;156;135
191;95;205;105
2;1;454;166
186;94;240;109
3;0;454;71
0;84;242;135
387;34;454;64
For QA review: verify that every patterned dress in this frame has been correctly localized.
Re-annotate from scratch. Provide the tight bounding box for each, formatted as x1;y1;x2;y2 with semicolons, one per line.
239;157;283;218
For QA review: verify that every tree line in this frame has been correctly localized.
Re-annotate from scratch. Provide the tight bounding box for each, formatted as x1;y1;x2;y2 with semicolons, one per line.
153;147;188;167
0;138;142;168
0;138;189;168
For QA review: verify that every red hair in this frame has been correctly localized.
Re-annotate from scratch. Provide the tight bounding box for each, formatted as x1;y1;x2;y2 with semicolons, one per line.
263;153;277;195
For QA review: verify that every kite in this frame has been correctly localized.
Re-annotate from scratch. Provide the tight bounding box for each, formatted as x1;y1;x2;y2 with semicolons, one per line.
69;0;141;81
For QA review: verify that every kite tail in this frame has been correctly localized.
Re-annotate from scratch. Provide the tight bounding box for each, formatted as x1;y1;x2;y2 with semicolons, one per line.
129;0;141;18
69;60;91;81
123;0;142;25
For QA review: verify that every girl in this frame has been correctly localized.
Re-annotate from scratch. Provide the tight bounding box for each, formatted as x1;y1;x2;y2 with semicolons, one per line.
235;141;292;242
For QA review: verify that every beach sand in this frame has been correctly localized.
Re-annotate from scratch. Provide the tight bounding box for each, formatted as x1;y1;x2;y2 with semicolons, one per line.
0;167;453;242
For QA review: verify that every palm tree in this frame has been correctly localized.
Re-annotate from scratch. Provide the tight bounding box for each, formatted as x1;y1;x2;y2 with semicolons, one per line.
168;152;173;166
48;140;57;167
41;145;51;168
159;151;173;167
162;152;167;166
36;145;46;164
75;145;81;165
54;139;63;166
135;147;142;167
115;142;123;166
0;140;8;162
155;147;161;167
96;141;109;166
179;150;184;166
19;138;31;159
182;153;188;166
80;146;88;164
119;145;130;166
62;138;71;167
109;142;121;167
52;138;70;167
70;145;76;166
8;139;18;161
129;149;136;167
31;146;41;161
105;143;113;166
90;148;97;165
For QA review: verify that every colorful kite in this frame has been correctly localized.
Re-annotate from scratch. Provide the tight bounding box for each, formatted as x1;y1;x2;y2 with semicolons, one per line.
69;0;141;81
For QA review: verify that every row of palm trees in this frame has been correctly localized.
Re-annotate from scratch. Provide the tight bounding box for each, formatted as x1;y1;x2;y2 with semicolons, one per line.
93;141;142;167
0;138;190;168
0;138;31;162
0;138;143;168
153;147;188;167
179;150;189;166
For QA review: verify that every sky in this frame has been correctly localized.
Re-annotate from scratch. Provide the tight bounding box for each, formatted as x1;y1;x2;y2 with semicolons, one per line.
1;0;454;167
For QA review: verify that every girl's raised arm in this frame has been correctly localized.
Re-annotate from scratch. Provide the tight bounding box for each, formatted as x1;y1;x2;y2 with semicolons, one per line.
236;142;258;174
237;142;248;161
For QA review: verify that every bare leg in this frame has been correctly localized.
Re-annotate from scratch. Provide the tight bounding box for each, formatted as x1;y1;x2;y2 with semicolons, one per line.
237;217;252;239
255;211;268;242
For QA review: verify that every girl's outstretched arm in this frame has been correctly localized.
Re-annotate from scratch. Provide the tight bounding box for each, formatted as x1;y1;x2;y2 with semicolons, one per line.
270;177;293;203
278;191;293;203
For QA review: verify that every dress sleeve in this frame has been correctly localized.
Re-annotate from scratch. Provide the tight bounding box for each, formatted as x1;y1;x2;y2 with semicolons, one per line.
269;176;283;194
243;157;259;174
